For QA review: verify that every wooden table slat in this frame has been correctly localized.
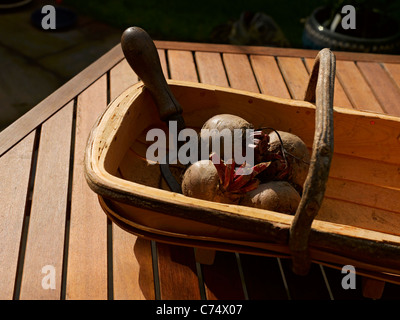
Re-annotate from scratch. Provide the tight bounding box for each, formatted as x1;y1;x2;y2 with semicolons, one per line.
168;50;199;83
66;75;109;300
195;51;229;87
304;58;353;109
250;55;291;99
276;57;309;100
222;53;259;92
335;60;383;113
157;243;201;300
0;131;36;299
19;101;74;300
357;62;400;117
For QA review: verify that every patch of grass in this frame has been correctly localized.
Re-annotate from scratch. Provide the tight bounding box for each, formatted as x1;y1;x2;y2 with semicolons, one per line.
64;0;323;47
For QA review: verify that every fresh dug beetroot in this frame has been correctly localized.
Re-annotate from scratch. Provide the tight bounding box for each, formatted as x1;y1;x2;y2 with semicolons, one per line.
267;131;310;191
240;181;301;214
181;153;269;204
199;114;253;161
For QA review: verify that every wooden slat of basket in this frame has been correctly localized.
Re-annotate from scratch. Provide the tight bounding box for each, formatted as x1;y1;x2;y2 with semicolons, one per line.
325;178;400;214
109;58;155;300
19;102;73;300
66;76;109;300
329;154;400;189
0;131;35;300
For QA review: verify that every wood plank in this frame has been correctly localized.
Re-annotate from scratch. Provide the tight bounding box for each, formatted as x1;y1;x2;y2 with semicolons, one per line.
325;178;400;214
318;198;400;236
250;55;291;99
329;153;400;190
66;75;109;300
168;50;198;82
155;40;400;63
240;254;289;299
384;62;400;89
357;62;400;116
202;252;246;300
195;52;228;87
276;57;309;100
157;243;201;299
222;53;259;92
335;60;383;113
0;44;124;158
0;131;35;300
279;259;332;300
304;58;353;109
112;230;155;300
109;58;139;101
19;101;73;300
109;57;155;300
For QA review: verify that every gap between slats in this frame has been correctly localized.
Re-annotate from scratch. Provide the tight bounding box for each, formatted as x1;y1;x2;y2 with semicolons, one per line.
12;128;41;299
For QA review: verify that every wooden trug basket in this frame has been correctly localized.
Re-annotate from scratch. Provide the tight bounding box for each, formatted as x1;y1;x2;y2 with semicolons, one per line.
85;30;400;289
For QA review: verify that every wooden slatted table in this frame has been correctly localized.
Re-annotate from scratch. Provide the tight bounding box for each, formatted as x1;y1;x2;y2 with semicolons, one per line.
1;41;400;300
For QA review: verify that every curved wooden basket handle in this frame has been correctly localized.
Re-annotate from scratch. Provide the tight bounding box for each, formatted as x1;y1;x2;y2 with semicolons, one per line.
289;48;335;275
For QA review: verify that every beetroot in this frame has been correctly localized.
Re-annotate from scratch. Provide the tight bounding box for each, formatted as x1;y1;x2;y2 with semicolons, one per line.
240;181;300;214
181;153;269;204
267;131;310;191
199;114;253;162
